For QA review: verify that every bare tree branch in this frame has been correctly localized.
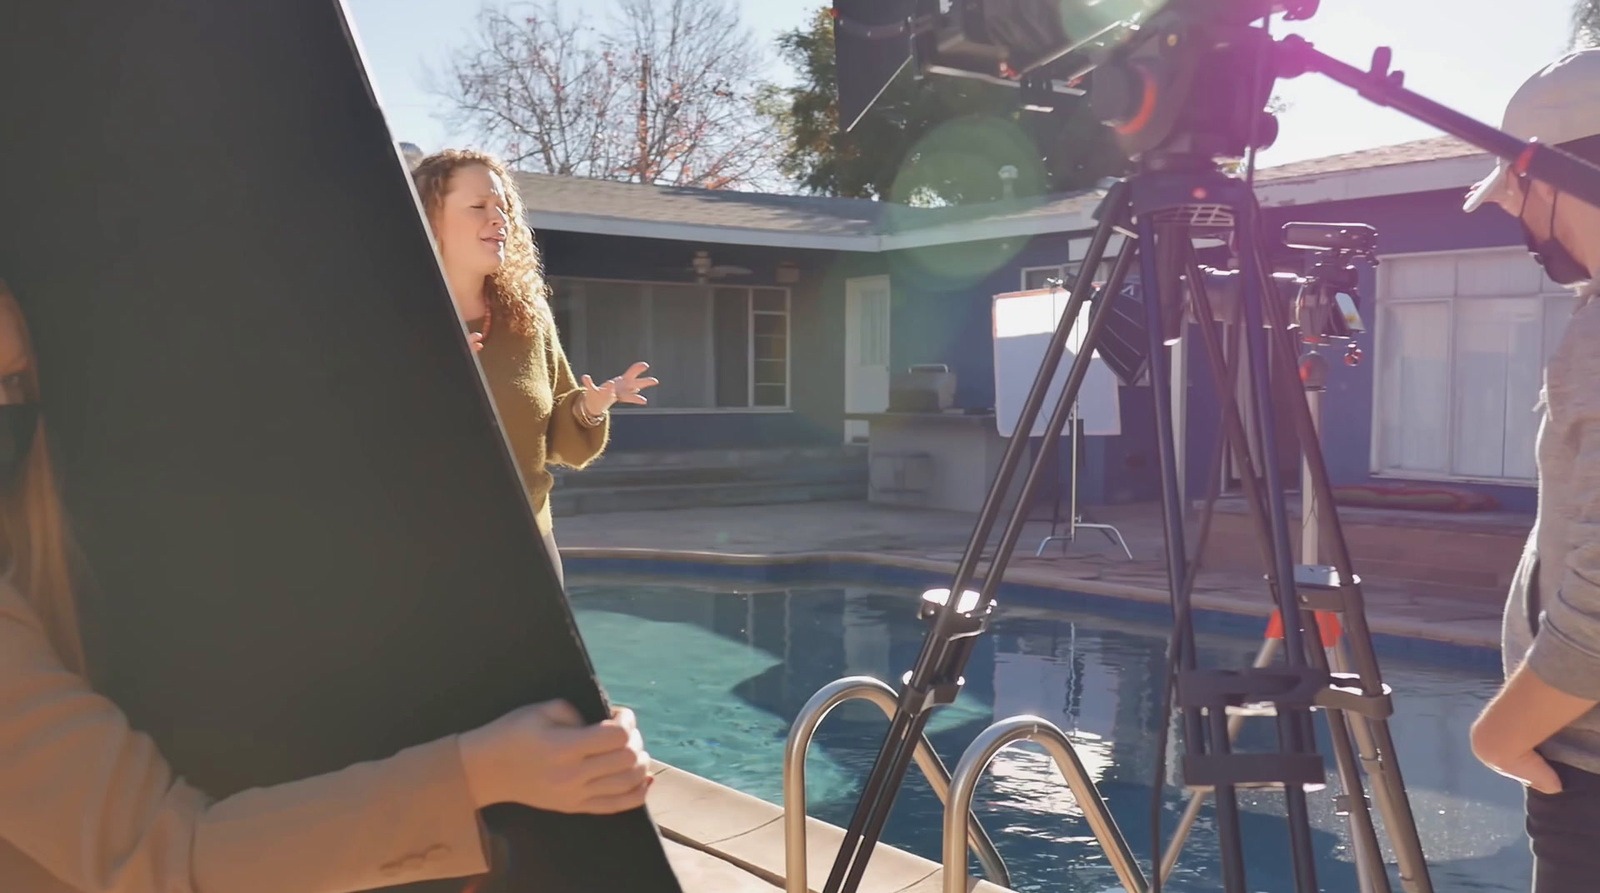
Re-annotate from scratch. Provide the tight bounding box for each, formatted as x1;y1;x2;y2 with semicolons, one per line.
428;0;781;190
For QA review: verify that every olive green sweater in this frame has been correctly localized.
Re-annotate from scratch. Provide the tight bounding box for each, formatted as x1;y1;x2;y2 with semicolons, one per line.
470;312;609;532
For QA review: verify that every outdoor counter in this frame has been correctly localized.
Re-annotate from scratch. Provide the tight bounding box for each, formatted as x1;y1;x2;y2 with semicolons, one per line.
845;411;1024;514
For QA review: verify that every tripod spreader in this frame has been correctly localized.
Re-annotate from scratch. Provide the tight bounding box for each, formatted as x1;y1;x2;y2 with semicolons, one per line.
1177;667;1329;790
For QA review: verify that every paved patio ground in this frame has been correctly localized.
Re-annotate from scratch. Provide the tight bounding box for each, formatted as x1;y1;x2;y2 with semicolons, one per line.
555;499;1503;649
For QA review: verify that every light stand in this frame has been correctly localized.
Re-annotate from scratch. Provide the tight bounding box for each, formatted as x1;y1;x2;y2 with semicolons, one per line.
1034;397;1135;559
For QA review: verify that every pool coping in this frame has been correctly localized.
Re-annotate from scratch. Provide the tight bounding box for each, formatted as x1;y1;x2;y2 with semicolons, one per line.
647;760;1013;893
563;547;1501;670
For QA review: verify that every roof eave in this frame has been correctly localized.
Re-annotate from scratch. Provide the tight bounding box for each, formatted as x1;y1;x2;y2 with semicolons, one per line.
523;153;1495;250
524;210;884;252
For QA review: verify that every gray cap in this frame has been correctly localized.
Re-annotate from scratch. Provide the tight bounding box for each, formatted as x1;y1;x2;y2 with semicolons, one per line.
1464;49;1600;212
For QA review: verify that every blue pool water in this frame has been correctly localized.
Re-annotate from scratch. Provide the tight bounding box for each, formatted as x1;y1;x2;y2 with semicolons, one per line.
569;575;1528;893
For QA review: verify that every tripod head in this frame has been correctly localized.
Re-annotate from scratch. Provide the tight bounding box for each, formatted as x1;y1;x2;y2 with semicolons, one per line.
833;0;1317;166
1090;1;1312;164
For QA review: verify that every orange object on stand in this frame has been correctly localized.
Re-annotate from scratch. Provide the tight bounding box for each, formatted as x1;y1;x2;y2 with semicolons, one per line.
1265;609;1343;648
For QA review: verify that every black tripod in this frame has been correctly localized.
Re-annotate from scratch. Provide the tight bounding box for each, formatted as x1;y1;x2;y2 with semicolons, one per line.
816;10;1600;893
821;152;1425;893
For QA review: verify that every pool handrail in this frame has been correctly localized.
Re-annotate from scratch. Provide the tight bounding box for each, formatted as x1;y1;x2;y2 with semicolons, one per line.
783;676;1011;893
943;715;1149;893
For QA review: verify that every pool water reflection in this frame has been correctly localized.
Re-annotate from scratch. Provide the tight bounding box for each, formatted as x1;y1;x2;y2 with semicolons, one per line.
569;579;1528;893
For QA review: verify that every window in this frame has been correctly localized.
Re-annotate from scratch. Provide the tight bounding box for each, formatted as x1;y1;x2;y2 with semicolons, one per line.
1372;248;1574;484
548;278;790;411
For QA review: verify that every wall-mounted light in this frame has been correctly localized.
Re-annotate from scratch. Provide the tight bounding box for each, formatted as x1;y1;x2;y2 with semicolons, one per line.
776;261;801;284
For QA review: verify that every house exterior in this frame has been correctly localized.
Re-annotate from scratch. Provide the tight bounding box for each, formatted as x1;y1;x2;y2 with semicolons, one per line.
522;134;1547;517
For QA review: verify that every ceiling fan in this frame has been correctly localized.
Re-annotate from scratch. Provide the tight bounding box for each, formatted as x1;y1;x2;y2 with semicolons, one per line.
684;250;752;283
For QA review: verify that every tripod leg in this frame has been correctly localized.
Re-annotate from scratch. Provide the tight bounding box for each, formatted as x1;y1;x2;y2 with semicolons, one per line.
1138;216;1250;893
1160;636;1282;882
1233;214;1322;893
1186;247;1395;890
1159;262;1287;880
1245;231;1436;893
821;189;1135;893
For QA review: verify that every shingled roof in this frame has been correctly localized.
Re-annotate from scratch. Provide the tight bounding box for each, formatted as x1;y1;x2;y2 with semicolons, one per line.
514;135;1493;250
514;171;906;239
1254;135;1486;182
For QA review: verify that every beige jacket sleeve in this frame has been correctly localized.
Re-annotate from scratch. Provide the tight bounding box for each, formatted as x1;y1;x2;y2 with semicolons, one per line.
0;582;491;893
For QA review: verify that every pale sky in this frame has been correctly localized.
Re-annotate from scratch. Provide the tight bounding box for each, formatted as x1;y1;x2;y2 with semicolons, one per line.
344;0;1581;175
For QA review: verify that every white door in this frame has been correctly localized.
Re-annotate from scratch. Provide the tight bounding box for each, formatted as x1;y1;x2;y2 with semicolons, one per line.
844;275;891;443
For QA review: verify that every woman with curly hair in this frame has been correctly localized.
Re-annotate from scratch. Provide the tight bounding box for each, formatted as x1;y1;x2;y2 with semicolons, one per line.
410;150;656;584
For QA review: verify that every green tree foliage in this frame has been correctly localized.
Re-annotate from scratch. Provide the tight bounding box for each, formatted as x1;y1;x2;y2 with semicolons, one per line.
1575;0;1600;48
761;7;1129;205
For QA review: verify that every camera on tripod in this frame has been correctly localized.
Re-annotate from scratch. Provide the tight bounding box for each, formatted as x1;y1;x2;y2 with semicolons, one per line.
835;0;1320;159
1194;220;1376;367
1085;219;1377;390
1281;221;1376;360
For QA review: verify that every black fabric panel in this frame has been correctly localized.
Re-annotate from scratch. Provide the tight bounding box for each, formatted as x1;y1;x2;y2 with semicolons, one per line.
0;2;680;891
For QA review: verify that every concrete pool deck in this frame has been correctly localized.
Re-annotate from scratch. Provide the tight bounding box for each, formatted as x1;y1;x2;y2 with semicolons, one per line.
555;499;1503;650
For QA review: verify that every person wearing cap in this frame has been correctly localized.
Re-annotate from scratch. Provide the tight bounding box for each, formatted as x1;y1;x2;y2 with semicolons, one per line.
1464;48;1600;890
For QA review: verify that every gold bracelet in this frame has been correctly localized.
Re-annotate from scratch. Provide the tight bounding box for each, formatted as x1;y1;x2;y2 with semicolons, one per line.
573;394;607;428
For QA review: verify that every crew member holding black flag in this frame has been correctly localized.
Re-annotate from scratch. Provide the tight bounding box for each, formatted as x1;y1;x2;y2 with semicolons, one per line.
1464;48;1600;892
0;278;656;893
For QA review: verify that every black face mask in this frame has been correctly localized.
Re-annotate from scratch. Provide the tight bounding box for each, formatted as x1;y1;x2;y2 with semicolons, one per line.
0;403;40;492
1520;188;1592;285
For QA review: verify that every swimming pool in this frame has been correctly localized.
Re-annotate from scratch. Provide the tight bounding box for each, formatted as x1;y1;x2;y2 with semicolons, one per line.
568;575;1528;893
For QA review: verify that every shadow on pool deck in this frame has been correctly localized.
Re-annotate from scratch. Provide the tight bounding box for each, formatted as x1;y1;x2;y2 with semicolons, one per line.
553;500;1504;650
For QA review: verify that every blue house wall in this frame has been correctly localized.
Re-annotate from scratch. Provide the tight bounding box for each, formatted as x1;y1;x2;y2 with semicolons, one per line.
1258;188;1532;511
882;187;1537;513
885;230;1164;508
536;183;1538;514
536;231;883;453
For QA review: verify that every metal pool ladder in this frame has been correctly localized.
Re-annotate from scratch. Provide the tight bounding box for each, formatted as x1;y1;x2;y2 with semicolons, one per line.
783;676;1011;893
942;715;1148;893
784;679;1149;893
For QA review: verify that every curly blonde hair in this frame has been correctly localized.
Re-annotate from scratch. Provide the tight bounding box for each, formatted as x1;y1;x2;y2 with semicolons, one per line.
411;148;547;338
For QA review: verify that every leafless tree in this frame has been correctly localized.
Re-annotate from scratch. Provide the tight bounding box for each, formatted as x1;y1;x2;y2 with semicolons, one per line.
431;0;781;190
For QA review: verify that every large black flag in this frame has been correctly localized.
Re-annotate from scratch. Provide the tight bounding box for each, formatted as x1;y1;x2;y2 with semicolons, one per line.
0;2;682;891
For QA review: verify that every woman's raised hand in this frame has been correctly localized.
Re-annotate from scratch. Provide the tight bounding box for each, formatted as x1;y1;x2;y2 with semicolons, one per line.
458;701;652;814
580;362;659;415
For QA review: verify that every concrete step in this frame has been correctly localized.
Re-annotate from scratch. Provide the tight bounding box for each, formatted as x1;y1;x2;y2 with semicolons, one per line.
569;445;867;470
556;457;866;491
548;446;868;516
549;478;867;516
